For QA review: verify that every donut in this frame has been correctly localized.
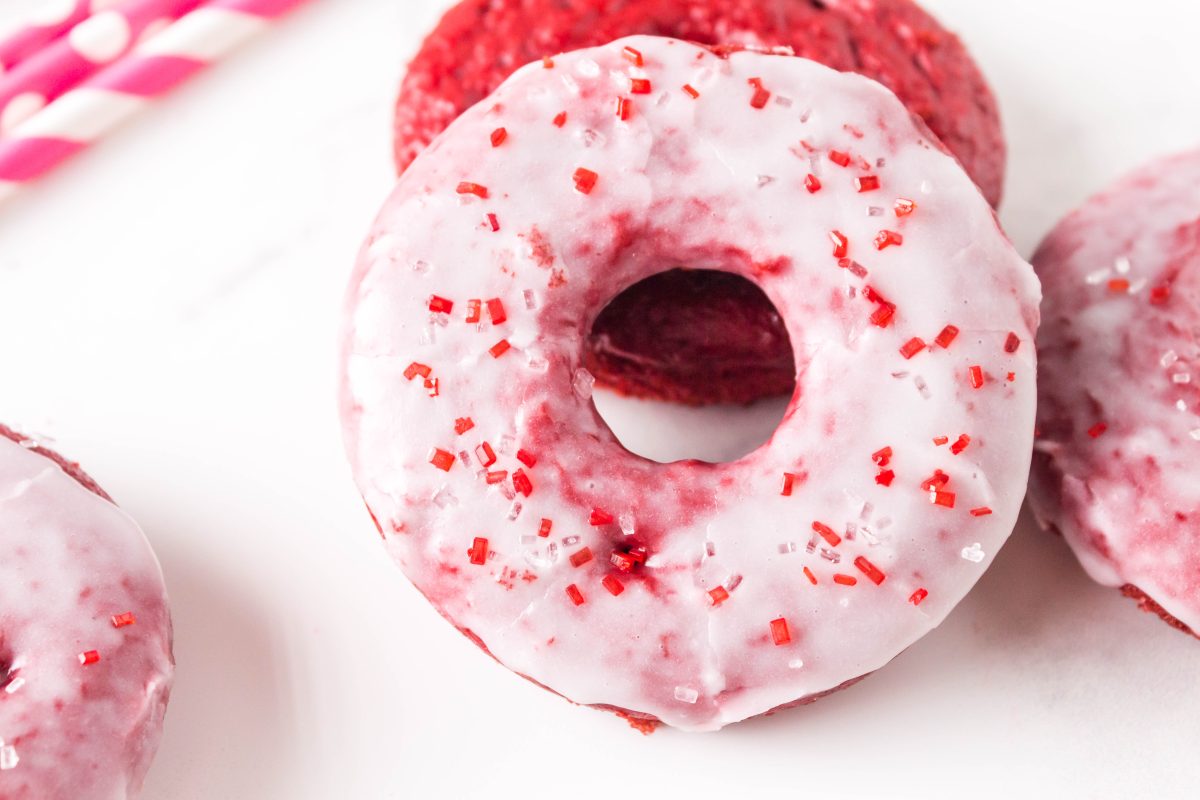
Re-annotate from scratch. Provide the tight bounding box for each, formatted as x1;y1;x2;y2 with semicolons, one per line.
394;0;1007;405
0;425;173;797
1029;149;1200;639
342;36;1039;730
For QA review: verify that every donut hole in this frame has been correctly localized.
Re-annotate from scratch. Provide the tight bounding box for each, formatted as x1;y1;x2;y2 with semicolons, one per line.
586;269;796;464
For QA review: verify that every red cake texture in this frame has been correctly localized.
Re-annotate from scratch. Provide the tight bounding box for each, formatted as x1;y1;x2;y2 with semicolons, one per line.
394;0;1005;405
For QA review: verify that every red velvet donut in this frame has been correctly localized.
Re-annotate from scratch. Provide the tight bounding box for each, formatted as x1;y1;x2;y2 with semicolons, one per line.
393;0;1006;405
0;425;173;798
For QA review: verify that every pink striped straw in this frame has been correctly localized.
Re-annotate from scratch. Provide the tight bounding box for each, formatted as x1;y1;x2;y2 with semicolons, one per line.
0;0;208;134
0;1;92;72
0;0;309;200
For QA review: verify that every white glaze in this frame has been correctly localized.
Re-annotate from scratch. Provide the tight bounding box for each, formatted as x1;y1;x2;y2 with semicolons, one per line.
0;432;173;798
341;36;1039;730
1030;149;1200;635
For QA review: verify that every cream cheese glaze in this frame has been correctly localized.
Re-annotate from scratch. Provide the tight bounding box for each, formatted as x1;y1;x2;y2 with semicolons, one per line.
1030;149;1200;637
341;36;1039;730
0;427;173;798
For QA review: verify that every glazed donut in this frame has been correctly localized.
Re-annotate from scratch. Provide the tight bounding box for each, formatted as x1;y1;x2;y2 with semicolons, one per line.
342;36;1038;730
394;0;1007;405
1029;150;1200;639
0;426;173;798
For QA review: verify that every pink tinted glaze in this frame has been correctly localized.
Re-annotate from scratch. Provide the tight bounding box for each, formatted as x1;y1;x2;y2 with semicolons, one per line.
0;427;173;798
341;36;1039;730
1030;149;1200;637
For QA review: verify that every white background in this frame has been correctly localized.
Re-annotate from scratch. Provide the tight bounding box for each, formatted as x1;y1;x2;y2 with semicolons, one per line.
1;1;1199;797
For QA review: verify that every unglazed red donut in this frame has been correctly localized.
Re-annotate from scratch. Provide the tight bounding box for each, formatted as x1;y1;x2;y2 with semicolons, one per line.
0;425;173;798
1029;149;1200;639
394;0;1007;405
342;36;1039;730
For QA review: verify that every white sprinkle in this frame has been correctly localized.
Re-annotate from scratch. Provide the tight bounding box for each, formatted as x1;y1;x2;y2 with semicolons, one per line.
799;108;812;123
1173;372;1192;384
578;128;606;148
619;512;636;536
820;548;841;564
1190;429;1200;441
859;526;881;547
526;352;549;372
961;543;986;563
655;91;672;109
1114;256;1132;275
705;542;716;557
779;542;797;554
876;157;887;168
775;95;793;107
860;501;875;520
914;376;931;399
431;312;449;328
562;535;581;546
674;686;699;704
805;533;819;554
844;522;857;540
572;368;595;399
4;677;23;694
508;501;522;521
920;179;933;194
876;516;892;530
1178;399;1189;412
560;74;580;95
1084;267;1111;285
867;206;884;216
498;483;515;501
519;534;536;545
575;58;601;77
0;744;17;771
419;325;435;346
727;574;743;592
788;658;805;670
431;486;457;508
523;289;538;310
498;434;516;455
1161;350;1179;368
757;174;775;187
1129;278;1147;294
458;450;472;468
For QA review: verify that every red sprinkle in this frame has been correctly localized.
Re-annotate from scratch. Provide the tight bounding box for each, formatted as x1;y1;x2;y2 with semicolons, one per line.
748;77;771;109
804;174;822;193
921;469;950;491
622;45;644;67
709;586;729;606
769;617;791;645
829;150;851;167
456;181;488;199
404;362;431;381
931;490;956;508
542;55;555;69
602;575;625;596
833;574;857;586
486;298;507;325
424;377;439;397
475;442;497;468
428;295;453;314
490;128;507;147
934;325;960;348
429;448;455;472
855;175;880;192
610;550;637;572
538;518;553;538
485;470;508;485
875;469;895;487
565;584;585;605
615;96;632;120
869;302;896;328
872;446;892;466
682;84;699;99
79;650;101;666
933;436;949;446
454;417;474;435
1150;285;1171;305
899;337;926;359
488;339;512;358
573;167;599;195
466;299;482;323
970;507;993;517
894;198;917;216
570;547;594;568
553;111;567;128
803;566;818;585
909;588;928;606
512;468;533;497
968;365;985;389
829;230;849;259
486;213;500;232
1088;422;1108;438
468;537;488;565
589;508;614;526
1004;332;1021;353
111;612;136;628
874;230;903;250
1108;278;1130;293
950;434;971;455
854;556;886;585
812;521;841;547
630;77;651;94
781;472;798;496
516;449;536;468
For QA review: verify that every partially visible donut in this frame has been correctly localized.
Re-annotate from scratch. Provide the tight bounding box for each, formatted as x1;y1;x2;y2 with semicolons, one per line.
394;0;1008;405
343;36;1039;730
1029;149;1200;639
0;425;173;798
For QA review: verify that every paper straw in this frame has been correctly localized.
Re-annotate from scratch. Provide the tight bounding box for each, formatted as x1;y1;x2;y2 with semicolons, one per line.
0;2;92;73
0;0;309;201
0;0;208;134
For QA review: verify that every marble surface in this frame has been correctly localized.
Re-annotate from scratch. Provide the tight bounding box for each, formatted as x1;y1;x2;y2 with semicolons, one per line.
0;0;1197;797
